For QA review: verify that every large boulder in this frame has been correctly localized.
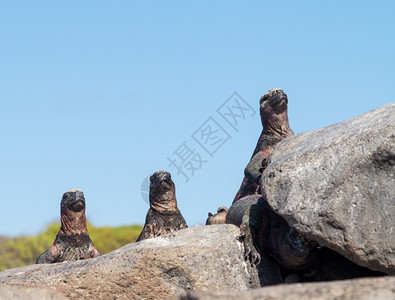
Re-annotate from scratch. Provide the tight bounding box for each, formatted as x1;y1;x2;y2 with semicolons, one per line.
180;276;395;300
0;225;259;300
261;103;395;274
0;286;67;300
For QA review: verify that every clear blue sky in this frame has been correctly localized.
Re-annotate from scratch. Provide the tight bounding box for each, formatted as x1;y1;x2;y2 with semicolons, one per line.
0;1;394;236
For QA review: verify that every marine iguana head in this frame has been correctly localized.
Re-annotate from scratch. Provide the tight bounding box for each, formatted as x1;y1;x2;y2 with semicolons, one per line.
149;171;179;213
259;88;293;137
275;226;319;270
59;189;88;236
206;206;228;225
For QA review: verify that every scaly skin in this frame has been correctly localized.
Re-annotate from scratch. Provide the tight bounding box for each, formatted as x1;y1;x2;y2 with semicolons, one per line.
228;89;318;272
233;89;294;203
234;195;319;270
136;171;187;242
206;207;228;225
36;189;101;264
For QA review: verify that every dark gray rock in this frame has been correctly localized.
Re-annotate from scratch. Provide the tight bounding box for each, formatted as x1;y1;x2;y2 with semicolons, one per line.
261;103;395;274
0;225;259;300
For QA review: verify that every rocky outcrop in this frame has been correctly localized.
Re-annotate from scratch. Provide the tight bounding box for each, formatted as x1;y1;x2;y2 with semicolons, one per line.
0;225;259;300
1;102;393;299
180;276;395;300
0;285;67;300
261;103;395;274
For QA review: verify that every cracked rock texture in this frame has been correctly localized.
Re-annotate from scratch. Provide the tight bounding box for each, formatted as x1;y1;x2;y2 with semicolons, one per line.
180;276;395;300
0;225;259;300
261;103;395;274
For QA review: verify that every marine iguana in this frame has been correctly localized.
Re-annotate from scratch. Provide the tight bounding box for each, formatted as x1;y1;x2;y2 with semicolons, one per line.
136;171;187;242
36;189;101;264
227;195;319;270
233;88;294;202
227;89;319;277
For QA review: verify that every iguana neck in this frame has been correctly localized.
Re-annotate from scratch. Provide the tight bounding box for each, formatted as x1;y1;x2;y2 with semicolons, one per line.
59;209;88;236
150;190;179;214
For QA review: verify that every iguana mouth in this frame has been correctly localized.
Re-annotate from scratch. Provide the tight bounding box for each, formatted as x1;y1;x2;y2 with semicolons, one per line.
159;178;173;188
267;94;288;114
151;171;173;191
69;199;85;212
275;228;319;270
260;90;289;119
288;229;316;254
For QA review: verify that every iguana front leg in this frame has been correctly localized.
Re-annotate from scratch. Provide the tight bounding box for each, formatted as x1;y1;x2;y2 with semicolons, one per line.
244;151;269;185
89;243;101;258
239;201;264;266
36;243;62;264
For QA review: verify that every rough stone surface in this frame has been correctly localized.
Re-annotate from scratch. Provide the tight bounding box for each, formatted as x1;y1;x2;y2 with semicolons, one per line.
0;225;259;300
261;103;395;274
180;276;395;300
0;285;67;300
